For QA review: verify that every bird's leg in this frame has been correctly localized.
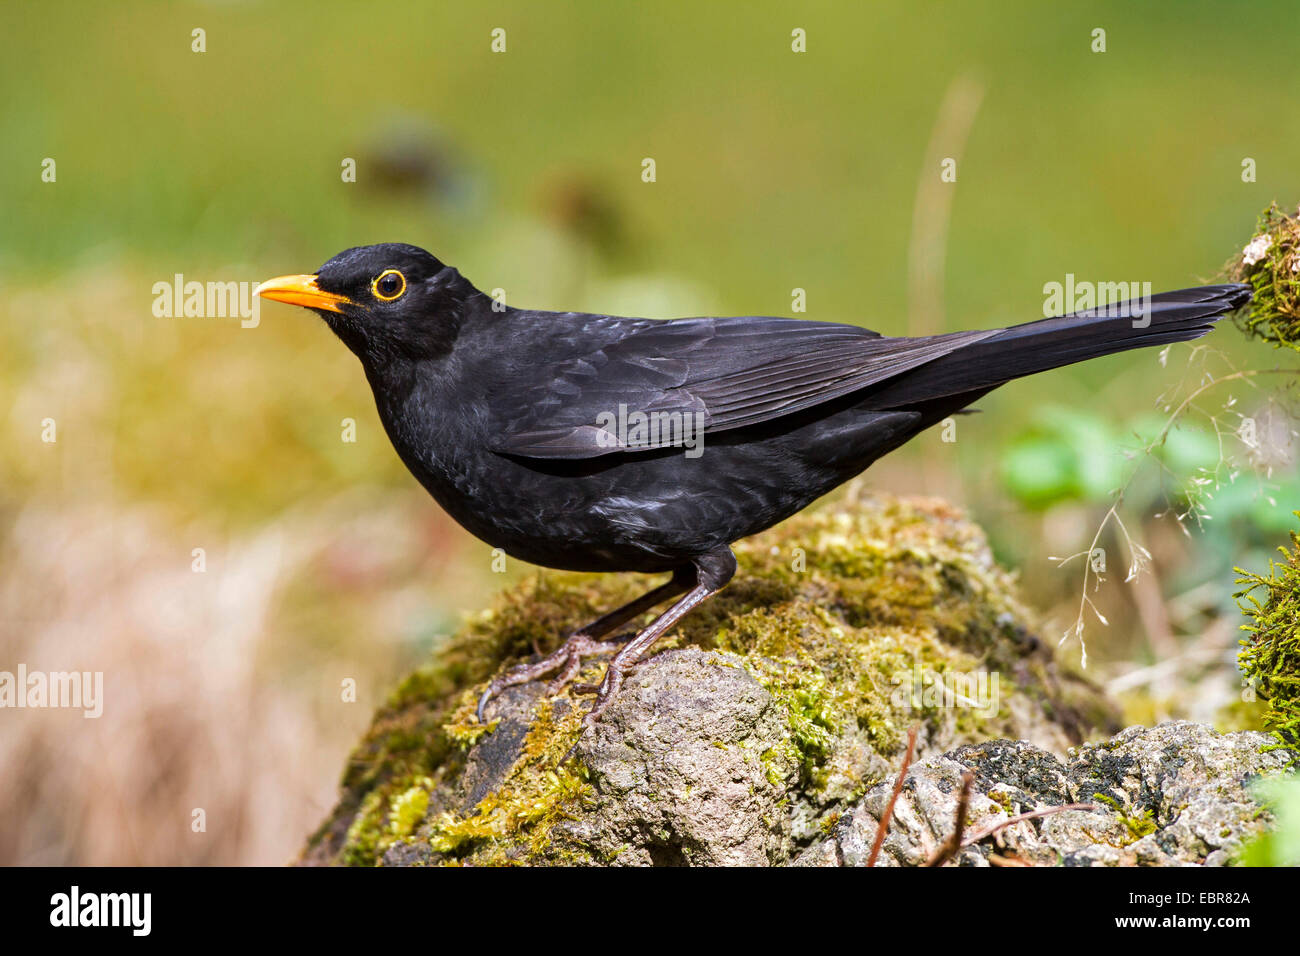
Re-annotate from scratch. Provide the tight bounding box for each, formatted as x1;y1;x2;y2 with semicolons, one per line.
565;547;737;758
475;570;691;722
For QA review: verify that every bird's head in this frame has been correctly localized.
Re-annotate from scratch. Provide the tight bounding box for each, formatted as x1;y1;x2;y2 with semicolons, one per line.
255;243;472;362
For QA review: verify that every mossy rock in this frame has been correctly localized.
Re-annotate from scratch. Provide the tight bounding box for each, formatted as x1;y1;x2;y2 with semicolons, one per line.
300;488;1118;866
1236;512;1300;751
1228;201;1300;353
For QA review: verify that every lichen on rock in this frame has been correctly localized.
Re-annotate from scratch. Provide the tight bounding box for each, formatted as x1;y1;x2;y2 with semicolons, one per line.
796;722;1295;867
300;489;1119;866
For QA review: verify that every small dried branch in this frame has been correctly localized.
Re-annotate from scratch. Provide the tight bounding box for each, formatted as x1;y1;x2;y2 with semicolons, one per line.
958;802;1097;850
867;724;919;867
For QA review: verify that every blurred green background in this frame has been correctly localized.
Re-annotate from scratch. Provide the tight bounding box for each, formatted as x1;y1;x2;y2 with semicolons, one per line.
1;0;1296;864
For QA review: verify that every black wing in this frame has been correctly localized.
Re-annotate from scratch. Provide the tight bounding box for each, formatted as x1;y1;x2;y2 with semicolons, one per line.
490;314;998;459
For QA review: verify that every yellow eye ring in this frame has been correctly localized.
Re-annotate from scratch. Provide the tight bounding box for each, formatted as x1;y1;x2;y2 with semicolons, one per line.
372;269;406;301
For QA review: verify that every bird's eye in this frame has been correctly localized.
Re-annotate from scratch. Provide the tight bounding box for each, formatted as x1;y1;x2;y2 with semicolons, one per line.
372;269;406;301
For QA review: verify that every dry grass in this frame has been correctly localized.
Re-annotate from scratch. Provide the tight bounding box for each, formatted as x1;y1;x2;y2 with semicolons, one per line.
0;493;502;864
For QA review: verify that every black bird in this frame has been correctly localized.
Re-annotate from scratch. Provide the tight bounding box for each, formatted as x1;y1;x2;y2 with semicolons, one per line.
256;244;1249;743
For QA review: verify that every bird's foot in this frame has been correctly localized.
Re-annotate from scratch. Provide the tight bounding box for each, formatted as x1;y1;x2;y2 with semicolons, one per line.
476;631;631;723
560;658;632;763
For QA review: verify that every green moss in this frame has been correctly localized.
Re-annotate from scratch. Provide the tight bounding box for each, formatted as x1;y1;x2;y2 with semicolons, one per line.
444;717;498;749
1119;809;1157;843
987;789;1015;814
303;490;1114;866
339;789;388;867
1091;792;1156;846
740;651;839;788
329;704;458;866
1227;202;1300;353
421;700;596;864
1235;512;1300;752
387;782;432;840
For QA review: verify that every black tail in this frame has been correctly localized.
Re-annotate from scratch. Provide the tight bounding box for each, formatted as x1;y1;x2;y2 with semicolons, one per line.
866;283;1251;408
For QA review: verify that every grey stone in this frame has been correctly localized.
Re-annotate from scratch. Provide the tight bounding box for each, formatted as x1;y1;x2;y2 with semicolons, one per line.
796;721;1294;867
566;648;795;866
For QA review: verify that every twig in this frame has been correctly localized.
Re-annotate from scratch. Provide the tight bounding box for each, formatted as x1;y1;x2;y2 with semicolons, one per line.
958;802;1096;850
924;769;974;866
867;725;918;867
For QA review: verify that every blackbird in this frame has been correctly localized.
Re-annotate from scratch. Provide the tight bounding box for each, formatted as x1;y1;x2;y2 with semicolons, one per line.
256;244;1249;746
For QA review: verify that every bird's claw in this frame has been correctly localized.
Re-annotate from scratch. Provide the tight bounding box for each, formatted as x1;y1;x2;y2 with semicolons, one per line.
478;629;642;769
475;631;632;723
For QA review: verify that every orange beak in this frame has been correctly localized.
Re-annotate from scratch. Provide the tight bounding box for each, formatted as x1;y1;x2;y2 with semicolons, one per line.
254;274;352;313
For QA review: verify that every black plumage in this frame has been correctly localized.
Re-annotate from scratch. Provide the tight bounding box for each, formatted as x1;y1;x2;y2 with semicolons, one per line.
255;243;1250;743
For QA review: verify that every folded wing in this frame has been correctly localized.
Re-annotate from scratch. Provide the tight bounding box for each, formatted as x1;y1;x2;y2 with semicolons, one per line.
491;315;998;459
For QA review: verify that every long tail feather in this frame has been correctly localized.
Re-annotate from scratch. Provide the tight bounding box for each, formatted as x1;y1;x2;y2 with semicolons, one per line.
865;283;1251;407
